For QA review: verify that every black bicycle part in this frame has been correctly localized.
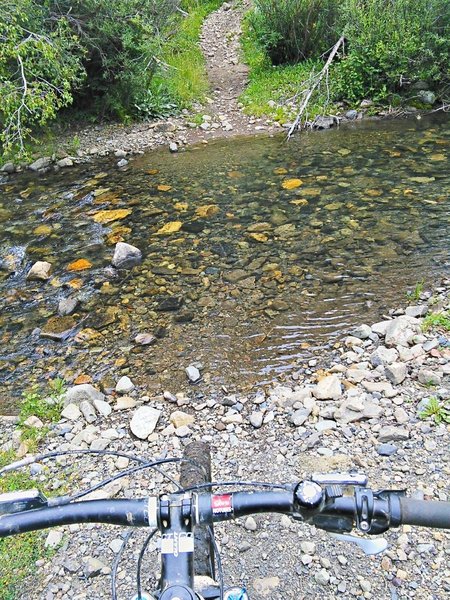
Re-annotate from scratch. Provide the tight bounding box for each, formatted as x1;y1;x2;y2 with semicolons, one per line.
180;441;216;580
399;497;450;529
159;493;195;592
0;499;149;536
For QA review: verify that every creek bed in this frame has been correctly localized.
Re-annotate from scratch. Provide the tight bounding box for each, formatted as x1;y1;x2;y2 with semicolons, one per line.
0;115;449;411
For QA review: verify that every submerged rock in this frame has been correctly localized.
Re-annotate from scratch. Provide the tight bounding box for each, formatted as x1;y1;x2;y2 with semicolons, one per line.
40;316;76;341
111;242;142;269
58;297;78;316
26;261;52;281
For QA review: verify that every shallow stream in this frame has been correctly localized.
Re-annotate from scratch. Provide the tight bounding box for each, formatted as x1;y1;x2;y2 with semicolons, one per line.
0;115;449;410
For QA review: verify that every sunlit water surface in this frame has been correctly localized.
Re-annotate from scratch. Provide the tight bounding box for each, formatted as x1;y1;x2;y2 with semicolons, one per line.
0;115;449;410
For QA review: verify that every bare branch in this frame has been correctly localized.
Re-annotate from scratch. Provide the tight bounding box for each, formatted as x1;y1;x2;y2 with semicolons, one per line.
287;36;345;139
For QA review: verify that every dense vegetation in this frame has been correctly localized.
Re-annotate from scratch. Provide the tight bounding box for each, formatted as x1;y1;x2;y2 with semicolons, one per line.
243;0;450;120
0;0;221;157
1;0;449;157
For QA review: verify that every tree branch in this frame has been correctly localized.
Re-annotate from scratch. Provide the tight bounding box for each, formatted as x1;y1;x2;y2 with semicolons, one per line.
287;36;345;139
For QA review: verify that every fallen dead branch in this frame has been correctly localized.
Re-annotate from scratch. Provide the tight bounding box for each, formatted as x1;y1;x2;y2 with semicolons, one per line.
287;36;345;139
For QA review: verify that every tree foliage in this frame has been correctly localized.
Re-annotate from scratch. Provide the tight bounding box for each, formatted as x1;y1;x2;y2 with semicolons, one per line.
247;0;450;103
248;0;340;65
0;0;85;154
0;0;182;155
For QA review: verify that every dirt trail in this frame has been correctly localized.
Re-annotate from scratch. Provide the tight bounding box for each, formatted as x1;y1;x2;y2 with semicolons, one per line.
197;0;260;132
29;1;276;165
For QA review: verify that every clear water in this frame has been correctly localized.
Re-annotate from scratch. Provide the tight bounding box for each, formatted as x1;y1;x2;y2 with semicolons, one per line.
0;115;449;410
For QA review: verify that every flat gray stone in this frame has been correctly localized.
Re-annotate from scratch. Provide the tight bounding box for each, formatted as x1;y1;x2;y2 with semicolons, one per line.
378;426;410;442
377;443;397;456
350;324;372;339
418;369;442;385
61;403;82;421
93;399;112;417
405;305;428;318
290;407;311;426
29;156;51;171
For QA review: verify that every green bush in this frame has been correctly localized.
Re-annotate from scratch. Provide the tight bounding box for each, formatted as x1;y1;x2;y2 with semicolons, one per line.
48;0;181;118
333;0;450;102
248;0;340;65
0;0;183;155
0;0;85;154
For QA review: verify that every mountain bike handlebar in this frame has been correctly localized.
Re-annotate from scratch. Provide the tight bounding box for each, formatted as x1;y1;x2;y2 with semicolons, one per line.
1;483;450;538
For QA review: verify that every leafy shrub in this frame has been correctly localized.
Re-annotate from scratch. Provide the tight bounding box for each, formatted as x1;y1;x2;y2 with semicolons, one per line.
0;0;182;154
0;0;85;154
333;0;450;102
49;0;181;118
248;0;340;65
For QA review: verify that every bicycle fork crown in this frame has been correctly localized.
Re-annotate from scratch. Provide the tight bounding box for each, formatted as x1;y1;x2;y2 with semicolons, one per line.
224;587;249;600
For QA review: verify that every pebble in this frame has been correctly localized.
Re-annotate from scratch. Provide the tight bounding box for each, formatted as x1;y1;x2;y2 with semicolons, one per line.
244;516;257;531
315;569;330;585
185;365;201;383
377;443;398;456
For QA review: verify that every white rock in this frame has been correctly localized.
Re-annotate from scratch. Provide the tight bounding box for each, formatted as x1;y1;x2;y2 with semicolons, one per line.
64;384;105;407
185;365;201;383
169;410;194;428
112;242;142;269
26;261;52;281
385;362;408;385
313;375;342;400
385;316;421;347
23;415;44;428
80;401;96;423
93;399;112;417
130;406;161;439
370;346;399;366
45;530;63;548
61;403;82;421
116;376;135;394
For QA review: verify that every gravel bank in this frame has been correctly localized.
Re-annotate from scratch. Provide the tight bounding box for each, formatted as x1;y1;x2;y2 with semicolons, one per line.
1;280;449;599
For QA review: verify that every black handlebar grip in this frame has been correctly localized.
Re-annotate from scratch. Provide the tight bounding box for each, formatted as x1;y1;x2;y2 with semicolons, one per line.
400;498;450;529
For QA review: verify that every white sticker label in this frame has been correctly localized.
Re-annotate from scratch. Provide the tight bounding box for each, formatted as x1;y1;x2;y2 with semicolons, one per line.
161;532;194;556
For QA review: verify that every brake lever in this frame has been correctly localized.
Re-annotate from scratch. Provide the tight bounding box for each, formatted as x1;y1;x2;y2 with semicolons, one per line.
328;532;388;555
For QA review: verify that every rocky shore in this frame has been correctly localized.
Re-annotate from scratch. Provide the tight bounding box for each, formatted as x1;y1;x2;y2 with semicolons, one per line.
1;280;449;599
